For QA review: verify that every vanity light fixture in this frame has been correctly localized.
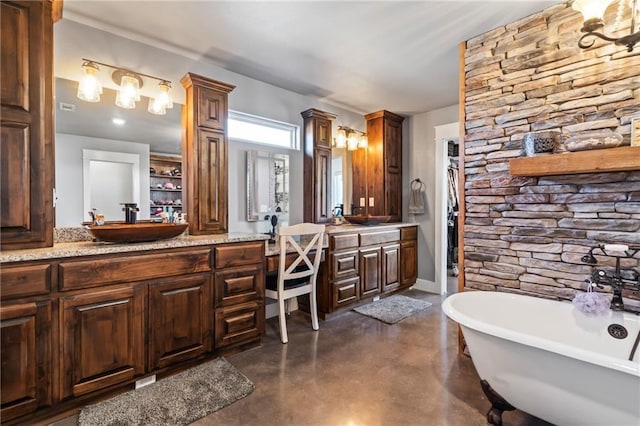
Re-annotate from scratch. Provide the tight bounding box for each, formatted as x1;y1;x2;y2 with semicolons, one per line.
333;126;367;151
76;58;173;114
573;0;639;51
77;61;103;102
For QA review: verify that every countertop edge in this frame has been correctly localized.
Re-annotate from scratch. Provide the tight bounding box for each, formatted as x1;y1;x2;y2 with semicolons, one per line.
0;233;270;264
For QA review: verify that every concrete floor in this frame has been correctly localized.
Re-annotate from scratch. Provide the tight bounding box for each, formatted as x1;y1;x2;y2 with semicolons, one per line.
53;289;551;426
194;289;550;426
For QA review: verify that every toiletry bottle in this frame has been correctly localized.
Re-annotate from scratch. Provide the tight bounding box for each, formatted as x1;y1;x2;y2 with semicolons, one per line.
168;206;174;222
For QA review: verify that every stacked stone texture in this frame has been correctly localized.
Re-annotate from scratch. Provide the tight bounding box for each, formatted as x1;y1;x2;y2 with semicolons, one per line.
463;3;640;307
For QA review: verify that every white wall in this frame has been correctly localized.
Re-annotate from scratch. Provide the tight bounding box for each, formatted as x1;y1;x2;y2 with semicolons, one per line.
54;19;366;232
407;105;459;282
55;133;150;227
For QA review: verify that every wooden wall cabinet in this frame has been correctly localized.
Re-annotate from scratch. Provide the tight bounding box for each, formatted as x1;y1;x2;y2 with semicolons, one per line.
181;73;235;234
353;110;404;221
0;0;54;250
302;108;336;224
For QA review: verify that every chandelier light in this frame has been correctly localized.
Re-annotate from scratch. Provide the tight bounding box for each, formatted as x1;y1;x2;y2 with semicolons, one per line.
573;0;639;51
76;58;173;115
333;126;367;151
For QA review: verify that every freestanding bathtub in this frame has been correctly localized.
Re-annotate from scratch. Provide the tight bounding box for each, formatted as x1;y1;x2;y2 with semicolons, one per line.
442;291;640;426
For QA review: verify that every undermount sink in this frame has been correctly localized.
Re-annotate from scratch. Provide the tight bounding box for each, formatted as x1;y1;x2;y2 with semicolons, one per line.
86;222;188;243
342;215;394;226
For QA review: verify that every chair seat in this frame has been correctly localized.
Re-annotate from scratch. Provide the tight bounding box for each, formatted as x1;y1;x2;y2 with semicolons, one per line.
265;266;311;291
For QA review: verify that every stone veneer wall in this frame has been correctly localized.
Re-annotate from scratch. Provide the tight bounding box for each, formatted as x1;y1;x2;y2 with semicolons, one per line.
462;3;640;308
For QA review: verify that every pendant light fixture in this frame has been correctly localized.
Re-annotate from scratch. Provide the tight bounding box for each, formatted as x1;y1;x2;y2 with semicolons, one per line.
76;61;103;102
75;58;173;115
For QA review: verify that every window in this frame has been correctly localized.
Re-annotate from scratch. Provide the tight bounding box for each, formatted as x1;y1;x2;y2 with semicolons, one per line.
228;111;299;150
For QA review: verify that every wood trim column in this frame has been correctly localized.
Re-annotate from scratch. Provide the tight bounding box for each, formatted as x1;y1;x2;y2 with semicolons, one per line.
457;41;467;353
181;73;235;234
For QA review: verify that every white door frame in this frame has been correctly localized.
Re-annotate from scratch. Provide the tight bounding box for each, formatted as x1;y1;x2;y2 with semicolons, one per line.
434;122;459;295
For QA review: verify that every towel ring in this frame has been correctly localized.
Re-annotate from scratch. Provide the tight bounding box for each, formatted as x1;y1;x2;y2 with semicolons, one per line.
411;178;425;191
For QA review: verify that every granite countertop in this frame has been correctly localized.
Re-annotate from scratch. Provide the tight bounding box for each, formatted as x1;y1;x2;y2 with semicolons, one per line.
0;233;270;264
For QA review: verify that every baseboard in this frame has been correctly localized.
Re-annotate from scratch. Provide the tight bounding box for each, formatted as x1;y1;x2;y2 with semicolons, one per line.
411;278;441;294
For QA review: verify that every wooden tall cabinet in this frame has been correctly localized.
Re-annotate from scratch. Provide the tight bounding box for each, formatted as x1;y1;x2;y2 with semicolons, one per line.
353;110;404;221
181;73;235;234
0;0;55;250
301;108;336;224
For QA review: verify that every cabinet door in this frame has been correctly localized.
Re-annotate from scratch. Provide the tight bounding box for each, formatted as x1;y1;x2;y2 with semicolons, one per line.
359;247;381;298
400;240;418;287
314;148;331;223
331;249;358;280
149;274;212;370
0;301;51;421
314;117;333;149
381;243;400;293
0;0;54;249
215;301;264;349
60;285;145;398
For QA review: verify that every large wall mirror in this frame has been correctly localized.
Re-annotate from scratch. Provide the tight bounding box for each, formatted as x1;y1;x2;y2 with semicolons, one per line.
331;146;354;215
246;150;289;221
54;77;182;226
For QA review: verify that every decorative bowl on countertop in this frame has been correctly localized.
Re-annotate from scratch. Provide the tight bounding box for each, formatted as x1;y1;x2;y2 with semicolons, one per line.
86;222;188;243
342;215;394;225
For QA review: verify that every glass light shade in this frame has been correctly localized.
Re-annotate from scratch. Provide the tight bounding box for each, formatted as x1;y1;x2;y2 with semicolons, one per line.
147;97;166;115
156;81;173;109
335;129;347;149
77;62;102;102
347;132;359;151
115;74;140;109
358;134;368;149
572;0;614;21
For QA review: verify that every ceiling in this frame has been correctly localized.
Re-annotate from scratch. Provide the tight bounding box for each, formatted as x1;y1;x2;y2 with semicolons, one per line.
61;0;562;116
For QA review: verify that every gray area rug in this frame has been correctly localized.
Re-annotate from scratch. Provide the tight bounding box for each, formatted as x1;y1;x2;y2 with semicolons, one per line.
79;357;254;426
353;294;432;324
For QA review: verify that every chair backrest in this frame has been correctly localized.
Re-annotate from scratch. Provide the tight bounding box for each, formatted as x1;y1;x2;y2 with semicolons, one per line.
277;223;325;291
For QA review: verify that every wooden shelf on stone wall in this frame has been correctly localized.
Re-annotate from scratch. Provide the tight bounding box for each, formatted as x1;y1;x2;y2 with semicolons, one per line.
509;146;640;177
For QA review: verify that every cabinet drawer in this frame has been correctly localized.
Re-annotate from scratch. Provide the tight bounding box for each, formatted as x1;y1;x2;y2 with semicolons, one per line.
1;263;51;300
332;276;359;308
214;301;264;349
59;249;211;291
214;265;264;307
401;226;418;241
330;233;359;250
214;242;264;268
359;229;400;247
331;250;358;280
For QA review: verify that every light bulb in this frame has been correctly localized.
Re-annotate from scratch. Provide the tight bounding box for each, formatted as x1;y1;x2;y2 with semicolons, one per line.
77;62;102;102
147;97;166;115
358;134;368;149
336;129;347;149
156;81;173;109
115;74;140;109
347;132;359;151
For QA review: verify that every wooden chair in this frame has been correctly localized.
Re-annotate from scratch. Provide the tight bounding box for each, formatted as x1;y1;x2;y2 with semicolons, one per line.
265;223;325;343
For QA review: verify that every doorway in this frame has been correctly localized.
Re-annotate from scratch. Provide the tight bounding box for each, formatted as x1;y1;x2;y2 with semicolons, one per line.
434;122;459;295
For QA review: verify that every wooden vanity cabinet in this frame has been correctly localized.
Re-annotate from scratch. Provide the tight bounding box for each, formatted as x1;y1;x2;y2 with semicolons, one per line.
148;273;212;371
400;226;418;288
60;284;146;398
0;0;55;250
0;300;52;421
213;242;265;351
